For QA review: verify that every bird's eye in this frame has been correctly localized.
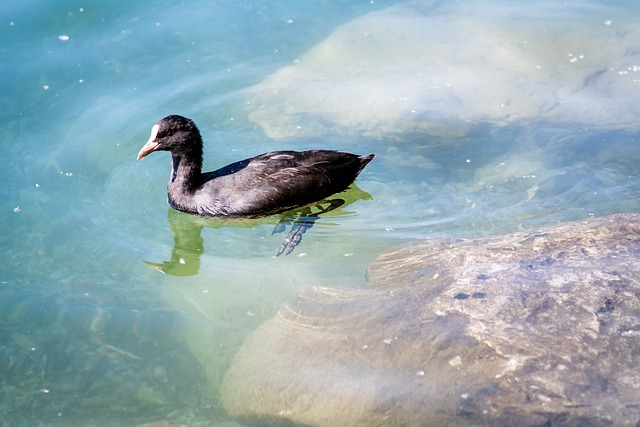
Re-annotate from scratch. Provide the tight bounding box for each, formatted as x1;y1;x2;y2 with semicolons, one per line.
156;127;172;139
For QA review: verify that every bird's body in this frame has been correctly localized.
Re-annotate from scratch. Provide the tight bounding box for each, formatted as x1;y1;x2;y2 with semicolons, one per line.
137;115;374;218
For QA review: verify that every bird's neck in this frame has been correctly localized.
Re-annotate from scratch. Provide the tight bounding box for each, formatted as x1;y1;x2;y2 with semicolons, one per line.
169;152;203;193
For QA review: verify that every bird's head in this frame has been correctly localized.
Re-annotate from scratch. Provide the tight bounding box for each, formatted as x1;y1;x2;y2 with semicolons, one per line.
137;115;202;160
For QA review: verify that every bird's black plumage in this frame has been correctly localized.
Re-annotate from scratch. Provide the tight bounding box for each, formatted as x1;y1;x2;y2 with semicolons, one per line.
137;115;374;217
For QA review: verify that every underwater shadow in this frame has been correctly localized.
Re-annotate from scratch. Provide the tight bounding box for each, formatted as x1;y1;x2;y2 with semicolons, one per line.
143;184;373;276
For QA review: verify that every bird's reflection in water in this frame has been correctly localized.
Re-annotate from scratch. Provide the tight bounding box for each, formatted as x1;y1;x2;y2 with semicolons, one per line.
144;184;372;276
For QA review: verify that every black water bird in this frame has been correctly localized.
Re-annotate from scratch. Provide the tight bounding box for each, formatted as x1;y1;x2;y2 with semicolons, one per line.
137;115;374;254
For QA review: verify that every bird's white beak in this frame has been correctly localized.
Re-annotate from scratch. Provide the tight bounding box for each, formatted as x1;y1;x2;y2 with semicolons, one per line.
137;124;160;160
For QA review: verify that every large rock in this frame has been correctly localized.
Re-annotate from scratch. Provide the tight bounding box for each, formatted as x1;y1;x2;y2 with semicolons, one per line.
246;1;640;140
220;214;640;426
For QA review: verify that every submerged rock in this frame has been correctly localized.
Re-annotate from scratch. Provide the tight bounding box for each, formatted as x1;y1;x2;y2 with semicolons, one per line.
221;214;640;426
246;1;640;140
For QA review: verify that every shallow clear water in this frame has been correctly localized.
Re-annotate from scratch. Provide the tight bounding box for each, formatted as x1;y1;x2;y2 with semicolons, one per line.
1;0;639;425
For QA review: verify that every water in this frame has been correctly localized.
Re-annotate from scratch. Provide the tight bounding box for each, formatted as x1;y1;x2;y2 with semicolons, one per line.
1;0;639;425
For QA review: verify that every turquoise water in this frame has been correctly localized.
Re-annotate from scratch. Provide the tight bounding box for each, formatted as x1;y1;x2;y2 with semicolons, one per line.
1;0;639;425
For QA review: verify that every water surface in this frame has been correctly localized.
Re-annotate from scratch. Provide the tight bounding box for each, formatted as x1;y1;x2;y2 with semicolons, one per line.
1;0;639;425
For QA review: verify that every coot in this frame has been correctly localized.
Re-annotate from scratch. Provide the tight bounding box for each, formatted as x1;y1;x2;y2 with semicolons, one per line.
137;115;374;218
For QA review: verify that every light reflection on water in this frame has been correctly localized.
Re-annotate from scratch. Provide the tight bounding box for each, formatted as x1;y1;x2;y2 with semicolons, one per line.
1;0;639;425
